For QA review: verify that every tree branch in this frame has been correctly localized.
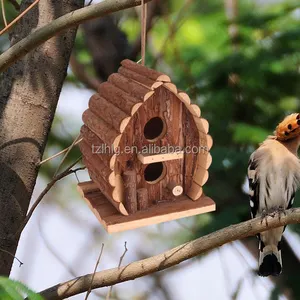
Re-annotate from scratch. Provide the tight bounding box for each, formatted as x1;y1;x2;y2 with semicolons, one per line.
0;0;152;73
38;208;300;300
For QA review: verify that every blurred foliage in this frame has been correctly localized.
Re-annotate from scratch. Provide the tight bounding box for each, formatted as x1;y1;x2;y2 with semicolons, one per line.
0;276;44;300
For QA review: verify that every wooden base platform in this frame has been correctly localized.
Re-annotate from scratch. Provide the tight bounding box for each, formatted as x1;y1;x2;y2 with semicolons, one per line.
78;181;216;233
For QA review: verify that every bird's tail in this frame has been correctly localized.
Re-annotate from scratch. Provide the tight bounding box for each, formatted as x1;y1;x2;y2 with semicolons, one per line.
258;244;282;277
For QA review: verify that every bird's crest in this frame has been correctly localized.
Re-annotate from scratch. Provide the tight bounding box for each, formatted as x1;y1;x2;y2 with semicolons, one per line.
275;113;300;141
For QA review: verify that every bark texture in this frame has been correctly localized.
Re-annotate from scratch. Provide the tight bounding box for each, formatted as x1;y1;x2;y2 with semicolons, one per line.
0;0;84;275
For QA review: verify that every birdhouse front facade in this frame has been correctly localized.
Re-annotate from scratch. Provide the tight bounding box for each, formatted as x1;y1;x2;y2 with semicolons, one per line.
78;59;215;233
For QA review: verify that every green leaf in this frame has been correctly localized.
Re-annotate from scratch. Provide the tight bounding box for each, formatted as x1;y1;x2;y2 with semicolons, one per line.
0;277;44;300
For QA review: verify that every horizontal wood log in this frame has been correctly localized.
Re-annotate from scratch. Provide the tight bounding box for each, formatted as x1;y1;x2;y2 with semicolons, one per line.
123;170;137;214
137;188;148;210
84;159;128;216
79;140;116;186
108;73;150;101
121;59;171;82
118;66;156;89
89;94;130;133
167;182;183;196
80;125;116;170
187;182;203;201
77;181;99;198
98;82;140;114
82;109;120;150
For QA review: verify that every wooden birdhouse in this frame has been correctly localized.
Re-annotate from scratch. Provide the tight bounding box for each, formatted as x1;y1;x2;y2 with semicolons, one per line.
78;59;215;233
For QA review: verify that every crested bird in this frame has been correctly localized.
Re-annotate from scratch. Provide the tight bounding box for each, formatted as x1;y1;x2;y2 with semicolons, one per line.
247;113;300;276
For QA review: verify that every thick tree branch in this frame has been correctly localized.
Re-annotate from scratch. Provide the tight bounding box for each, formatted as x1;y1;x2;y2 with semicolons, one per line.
0;0;152;73
38;208;300;300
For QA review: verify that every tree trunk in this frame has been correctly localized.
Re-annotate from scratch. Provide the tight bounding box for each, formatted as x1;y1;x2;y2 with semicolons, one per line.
0;0;84;276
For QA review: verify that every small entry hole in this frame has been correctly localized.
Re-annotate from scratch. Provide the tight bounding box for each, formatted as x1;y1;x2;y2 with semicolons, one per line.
144;117;166;141
144;162;165;184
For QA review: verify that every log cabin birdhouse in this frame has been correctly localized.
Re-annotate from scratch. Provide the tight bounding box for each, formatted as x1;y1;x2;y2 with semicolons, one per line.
78;59;215;233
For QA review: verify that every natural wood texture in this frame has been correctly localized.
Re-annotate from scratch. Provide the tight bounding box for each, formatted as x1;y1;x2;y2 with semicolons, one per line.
79;140;115;186
83;160;128;216
78;181;215;233
108;73;151;101
123;170;137;214
80;125;116;170
79;60;214;230
178;92;191;106
187;182;203;200
137;188;148;210
82;110;120;150
196;152;212;169
163;82;177;94
114;174;125;204
182;107;200;192
193;166;209;186
118;66;156;89
121;59;171;82
98;82;140;114
194;117;209;134
207;134;213;150
89;94;130;133
144;90;155;101
167;182;183;196
137;151;184;164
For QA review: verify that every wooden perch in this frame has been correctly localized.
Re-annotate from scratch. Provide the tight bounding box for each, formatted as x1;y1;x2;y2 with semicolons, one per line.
137;151;184;164
89;94;130;133
121;59;171;82
167;182;183;196
123;170;137;214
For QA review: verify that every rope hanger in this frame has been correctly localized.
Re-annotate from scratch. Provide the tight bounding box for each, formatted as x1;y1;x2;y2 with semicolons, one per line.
141;0;147;66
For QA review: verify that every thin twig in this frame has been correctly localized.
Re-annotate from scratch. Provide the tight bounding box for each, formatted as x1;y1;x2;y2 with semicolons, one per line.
0;248;23;267
85;244;105;300
8;0;20;11
0;0;40;36
1;0;7;27
38;209;300;299
0;0;153;72
15;157;85;237
39;137;83;166
87;0;94;6
106;242;128;300
54;133;81;177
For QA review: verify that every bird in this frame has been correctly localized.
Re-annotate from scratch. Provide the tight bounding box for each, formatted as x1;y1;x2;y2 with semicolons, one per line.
247;113;300;276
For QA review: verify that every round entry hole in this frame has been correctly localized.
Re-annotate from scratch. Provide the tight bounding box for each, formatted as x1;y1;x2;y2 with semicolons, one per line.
144;117;166;141
144;162;166;184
